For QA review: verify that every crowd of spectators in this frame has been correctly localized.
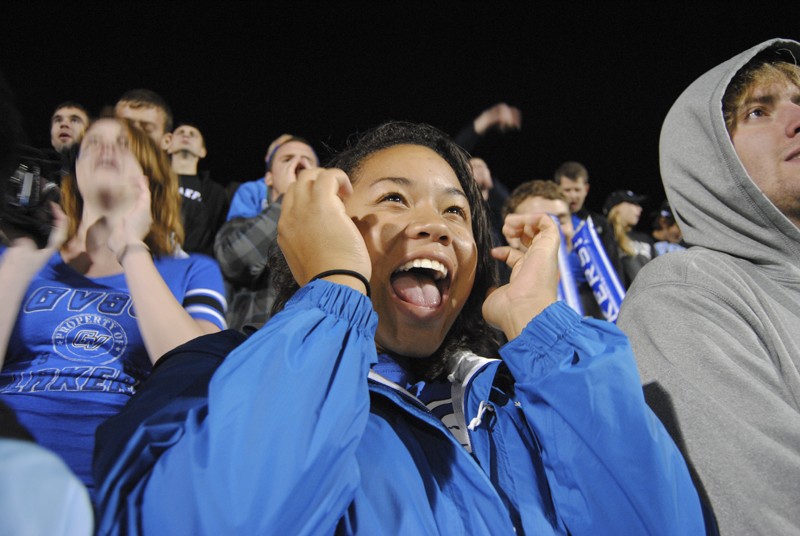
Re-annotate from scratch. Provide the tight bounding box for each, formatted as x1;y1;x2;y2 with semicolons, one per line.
1;36;799;535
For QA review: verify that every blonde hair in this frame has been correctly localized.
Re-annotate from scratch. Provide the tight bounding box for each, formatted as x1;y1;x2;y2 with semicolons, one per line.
502;180;567;220
61;117;184;255
723;60;800;135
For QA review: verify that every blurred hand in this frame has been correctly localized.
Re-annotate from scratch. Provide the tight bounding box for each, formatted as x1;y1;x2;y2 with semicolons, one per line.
5;202;69;277
474;102;522;135
107;173;153;257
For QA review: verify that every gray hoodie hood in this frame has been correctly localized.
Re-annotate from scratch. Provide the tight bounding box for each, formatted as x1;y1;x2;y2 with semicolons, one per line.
660;38;800;281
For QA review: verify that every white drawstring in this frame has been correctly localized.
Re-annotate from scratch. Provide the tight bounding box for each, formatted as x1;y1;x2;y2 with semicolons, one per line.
468;400;492;431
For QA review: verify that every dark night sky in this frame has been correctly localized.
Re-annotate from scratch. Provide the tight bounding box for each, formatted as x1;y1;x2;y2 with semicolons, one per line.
2;2;796;216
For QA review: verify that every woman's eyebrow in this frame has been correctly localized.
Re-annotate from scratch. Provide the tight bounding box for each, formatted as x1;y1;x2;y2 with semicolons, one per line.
444;186;468;200
369;176;411;187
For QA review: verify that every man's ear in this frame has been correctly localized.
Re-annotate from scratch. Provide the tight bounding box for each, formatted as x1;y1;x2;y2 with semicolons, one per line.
198;145;207;159
585;182;591;195
160;132;172;151
265;171;273;187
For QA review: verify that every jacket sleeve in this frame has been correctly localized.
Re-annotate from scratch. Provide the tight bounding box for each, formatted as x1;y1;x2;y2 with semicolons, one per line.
138;281;377;536
225;181;263;221
502;301;705;535
452;123;481;152
213;201;281;285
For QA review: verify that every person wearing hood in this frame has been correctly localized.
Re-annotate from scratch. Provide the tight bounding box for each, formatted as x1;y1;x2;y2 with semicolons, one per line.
618;38;800;535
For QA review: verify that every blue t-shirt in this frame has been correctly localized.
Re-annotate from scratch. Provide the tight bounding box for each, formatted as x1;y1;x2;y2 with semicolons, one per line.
0;249;227;496
226;178;268;221
654;240;686;256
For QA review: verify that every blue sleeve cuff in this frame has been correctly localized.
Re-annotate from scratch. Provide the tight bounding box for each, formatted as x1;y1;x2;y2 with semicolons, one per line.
499;301;584;378
507;301;581;355
288;279;377;333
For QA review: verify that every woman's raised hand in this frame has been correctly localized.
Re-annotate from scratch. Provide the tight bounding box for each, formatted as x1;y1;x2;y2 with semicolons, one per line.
277;167;372;291
483;213;560;340
107;172;153;258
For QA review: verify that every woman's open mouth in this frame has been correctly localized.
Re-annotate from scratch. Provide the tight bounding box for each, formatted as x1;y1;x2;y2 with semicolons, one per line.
390;258;450;309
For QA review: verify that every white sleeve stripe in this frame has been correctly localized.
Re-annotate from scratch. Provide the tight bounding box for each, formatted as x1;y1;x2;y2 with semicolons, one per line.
185;288;228;308
185;305;228;329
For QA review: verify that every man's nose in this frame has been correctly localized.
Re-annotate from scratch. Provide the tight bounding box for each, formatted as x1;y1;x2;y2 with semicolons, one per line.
786;101;800;136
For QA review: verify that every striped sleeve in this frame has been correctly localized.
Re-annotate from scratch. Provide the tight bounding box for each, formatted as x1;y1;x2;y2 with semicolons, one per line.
181;255;228;329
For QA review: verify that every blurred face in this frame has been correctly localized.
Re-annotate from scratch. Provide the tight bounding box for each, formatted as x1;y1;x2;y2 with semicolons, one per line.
514;196;574;244
75;119;142;210
731;80;800;227
615;201;642;228
558;176;589;213
661;220;683;243
167;125;206;158
266;141;318;201
115;102;168;145
344;144;477;358
50;106;89;152
469;157;493;201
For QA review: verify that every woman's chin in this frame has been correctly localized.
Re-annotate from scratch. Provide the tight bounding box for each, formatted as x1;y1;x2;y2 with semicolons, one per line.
92;189;134;212
375;335;442;360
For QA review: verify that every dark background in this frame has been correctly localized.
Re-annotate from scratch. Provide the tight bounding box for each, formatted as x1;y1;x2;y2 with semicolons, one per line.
2;2;796;218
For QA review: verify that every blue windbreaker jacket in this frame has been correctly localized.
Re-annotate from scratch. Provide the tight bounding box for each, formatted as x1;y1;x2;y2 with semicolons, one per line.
94;280;705;535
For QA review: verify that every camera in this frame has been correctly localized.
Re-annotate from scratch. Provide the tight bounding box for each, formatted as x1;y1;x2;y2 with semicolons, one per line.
1;145;63;248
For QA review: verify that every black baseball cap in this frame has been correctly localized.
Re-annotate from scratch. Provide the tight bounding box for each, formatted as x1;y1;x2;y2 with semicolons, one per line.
650;200;675;229
603;190;647;215
658;200;674;219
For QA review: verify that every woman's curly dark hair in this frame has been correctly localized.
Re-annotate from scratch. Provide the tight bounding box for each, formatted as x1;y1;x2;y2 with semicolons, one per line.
269;121;503;380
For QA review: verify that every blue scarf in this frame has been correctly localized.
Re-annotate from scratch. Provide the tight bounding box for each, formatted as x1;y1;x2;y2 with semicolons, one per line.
571;216;626;322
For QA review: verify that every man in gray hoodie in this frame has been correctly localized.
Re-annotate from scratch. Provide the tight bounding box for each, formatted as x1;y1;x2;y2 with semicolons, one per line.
618;38;800;535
